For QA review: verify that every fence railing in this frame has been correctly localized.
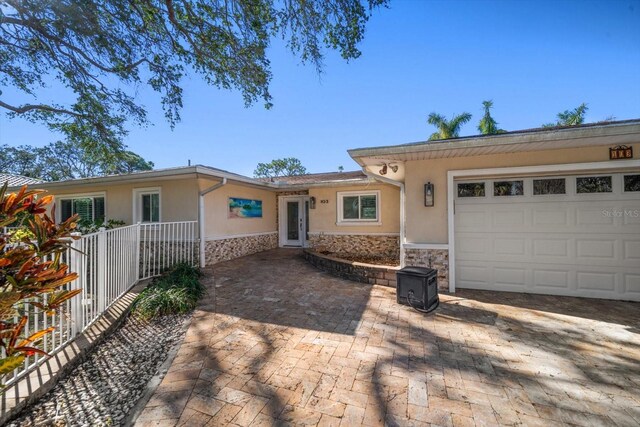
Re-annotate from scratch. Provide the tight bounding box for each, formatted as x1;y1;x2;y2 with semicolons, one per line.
2;221;198;387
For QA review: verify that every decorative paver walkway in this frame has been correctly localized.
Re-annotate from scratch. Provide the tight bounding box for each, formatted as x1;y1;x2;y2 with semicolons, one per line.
135;249;640;426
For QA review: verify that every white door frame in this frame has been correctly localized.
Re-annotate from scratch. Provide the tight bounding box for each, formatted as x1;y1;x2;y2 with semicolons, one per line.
278;195;309;247
447;159;640;293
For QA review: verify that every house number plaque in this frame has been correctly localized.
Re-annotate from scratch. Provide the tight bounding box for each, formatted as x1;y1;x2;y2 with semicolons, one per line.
609;145;633;160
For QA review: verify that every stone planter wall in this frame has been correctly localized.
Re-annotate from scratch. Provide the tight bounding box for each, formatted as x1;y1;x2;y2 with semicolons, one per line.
307;233;400;257
304;249;400;288
404;248;449;291
205;232;278;265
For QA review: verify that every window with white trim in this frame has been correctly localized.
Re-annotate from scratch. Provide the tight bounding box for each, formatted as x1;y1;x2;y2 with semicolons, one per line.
133;188;161;223
58;194;105;223
337;190;380;224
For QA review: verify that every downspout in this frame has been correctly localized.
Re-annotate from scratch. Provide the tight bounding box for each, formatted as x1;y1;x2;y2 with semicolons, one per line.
361;169;406;267
199;178;227;268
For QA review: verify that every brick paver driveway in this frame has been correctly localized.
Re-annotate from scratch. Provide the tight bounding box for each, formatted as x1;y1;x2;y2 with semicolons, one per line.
136;249;640;426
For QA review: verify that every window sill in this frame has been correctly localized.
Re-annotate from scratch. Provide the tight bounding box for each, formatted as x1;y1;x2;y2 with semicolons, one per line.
336;221;382;226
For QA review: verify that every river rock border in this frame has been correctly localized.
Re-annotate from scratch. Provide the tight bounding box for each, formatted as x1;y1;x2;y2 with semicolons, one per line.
304;249;400;288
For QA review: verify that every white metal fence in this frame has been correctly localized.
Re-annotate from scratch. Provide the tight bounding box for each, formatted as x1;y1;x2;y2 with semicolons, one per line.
2;221;198;387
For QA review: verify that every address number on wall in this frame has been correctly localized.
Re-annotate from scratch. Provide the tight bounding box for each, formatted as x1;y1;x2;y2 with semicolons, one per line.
320;199;329;204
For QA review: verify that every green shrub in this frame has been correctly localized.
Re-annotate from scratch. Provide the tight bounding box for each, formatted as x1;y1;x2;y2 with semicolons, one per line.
131;263;204;320
8;227;36;243
75;218;125;234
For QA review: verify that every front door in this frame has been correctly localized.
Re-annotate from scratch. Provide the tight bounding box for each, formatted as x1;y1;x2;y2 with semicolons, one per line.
280;196;308;247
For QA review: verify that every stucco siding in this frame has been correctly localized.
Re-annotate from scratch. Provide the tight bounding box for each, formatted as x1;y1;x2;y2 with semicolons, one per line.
45;178;199;224
404;143;640;244
200;180;277;239
308;184;400;234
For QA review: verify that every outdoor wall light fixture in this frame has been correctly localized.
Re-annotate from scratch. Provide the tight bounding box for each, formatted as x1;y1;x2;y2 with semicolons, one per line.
378;163;399;175
424;182;434;207
309;196;316;209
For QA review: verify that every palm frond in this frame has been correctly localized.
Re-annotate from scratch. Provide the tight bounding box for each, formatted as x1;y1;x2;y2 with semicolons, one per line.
428;132;442;141
450;112;472;135
427;113;445;126
482;100;493;111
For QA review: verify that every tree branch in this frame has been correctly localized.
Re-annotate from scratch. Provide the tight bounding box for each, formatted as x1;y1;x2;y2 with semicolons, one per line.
0;100;82;117
2;13;149;74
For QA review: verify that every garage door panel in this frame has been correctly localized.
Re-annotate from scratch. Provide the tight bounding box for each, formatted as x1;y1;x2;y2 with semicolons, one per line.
494;267;527;288
624;241;640;260
576;208;614;226
455;172;640;301
533;269;569;289
492;210;525;227
456;211;487;229
494;238;526;255
457;263;490;286
624;275;640;294
457;237;488;254
532;209;569;226
576;239;616;259
623;212;640;225
533;239;569;257
576;272;616;291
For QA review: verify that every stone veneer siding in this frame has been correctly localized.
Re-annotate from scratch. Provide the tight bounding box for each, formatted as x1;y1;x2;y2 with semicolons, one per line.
404;248;449;291
304;250;399;288
308;234;400;257
205;232;278;265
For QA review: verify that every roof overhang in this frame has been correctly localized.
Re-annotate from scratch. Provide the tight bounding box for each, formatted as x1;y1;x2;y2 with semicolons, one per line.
348;120;640;166
11;165;382;192
10;165;281;192
275;177;376;190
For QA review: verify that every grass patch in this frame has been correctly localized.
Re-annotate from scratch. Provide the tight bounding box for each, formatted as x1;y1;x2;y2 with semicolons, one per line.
132;263;204;320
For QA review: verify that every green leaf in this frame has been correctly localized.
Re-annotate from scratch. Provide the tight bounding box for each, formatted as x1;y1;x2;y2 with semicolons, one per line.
0;354;25;376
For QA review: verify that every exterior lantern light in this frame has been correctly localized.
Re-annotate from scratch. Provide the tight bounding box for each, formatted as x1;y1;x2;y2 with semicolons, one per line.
309;196;316;209
424;182;434;207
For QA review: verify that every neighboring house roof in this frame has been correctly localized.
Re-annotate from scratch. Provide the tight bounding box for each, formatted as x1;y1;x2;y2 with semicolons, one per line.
24;165;269;190
348;119;640;164
0;173;44;187
257;170;367;185
23;165;375;191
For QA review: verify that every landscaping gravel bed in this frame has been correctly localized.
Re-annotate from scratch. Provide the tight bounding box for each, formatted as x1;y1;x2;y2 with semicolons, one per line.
8;313;189;427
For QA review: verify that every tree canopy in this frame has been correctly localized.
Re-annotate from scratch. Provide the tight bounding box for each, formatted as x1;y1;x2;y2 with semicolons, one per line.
254;158;307;178
477;100;506;135
427;112;472;141
0;142;154;181
0;0;386;153
542;103;589;127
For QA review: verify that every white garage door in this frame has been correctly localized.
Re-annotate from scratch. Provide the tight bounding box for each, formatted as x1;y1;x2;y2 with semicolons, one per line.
454;172;640;301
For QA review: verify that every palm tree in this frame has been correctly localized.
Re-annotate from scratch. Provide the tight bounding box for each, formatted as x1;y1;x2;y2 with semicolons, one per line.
427;112;472;141
477;100;506;135
542;103;589;127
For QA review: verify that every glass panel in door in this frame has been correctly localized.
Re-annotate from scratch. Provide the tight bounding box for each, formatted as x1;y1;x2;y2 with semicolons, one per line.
305;200;310;243
287;201;300;241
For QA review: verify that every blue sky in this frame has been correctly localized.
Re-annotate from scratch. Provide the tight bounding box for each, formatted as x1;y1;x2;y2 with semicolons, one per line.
1;0;639;176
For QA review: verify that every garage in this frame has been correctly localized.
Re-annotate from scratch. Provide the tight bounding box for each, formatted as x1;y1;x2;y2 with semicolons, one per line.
454;172;640;301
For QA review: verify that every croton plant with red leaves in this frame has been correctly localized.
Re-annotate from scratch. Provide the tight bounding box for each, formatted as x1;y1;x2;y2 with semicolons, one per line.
0;183;80;386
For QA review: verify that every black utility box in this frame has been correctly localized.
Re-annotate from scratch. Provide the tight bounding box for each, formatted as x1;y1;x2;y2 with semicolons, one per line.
396;266;438;310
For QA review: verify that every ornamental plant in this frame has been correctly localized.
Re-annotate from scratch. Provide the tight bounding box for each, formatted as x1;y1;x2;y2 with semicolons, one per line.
0;183;80;386
131;263;204;320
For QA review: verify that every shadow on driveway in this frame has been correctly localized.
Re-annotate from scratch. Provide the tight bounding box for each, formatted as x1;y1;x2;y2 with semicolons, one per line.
135;248;640;426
